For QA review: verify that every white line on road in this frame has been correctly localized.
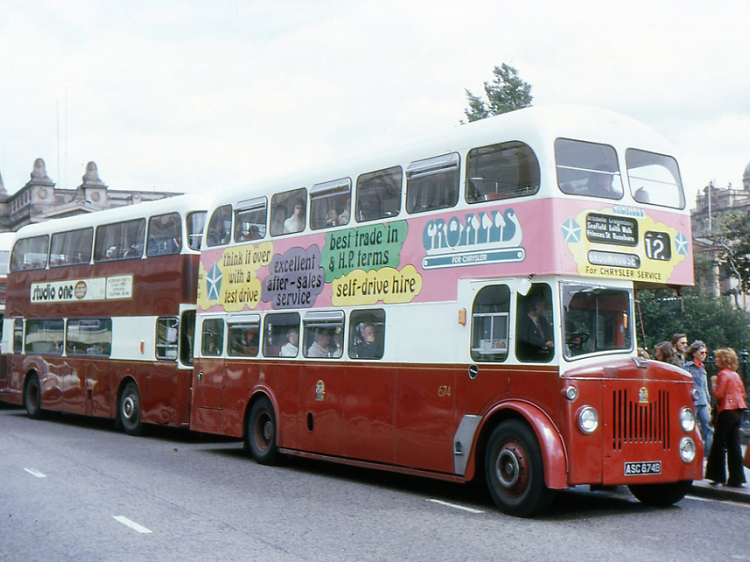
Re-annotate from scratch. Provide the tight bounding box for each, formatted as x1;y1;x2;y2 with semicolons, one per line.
23;468;47;478
428;499;484;514
113;516;153;534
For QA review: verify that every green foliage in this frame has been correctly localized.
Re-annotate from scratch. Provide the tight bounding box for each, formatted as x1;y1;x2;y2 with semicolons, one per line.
637;289;750;355
716;210;750;294
464;64;533;122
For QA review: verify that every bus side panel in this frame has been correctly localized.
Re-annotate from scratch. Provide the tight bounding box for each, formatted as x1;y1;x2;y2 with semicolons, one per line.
34;357;63;412
139;362;192;427
88;359;113;418
299;362;345;457
395;365;457;474
344;363;396;464
191;357;225;433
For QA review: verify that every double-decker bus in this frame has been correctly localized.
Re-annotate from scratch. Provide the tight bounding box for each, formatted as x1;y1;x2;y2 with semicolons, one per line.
190;105;701;516
0;232;15;367
0;195;208;435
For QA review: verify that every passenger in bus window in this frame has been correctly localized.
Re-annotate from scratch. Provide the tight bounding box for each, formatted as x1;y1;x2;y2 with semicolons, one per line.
586;167;622;198
284;199;305;233
338;196;351;225
353;324;379;358
271;205;287;236
307;329;331;357
330;327;344;358
280;328;299;357
517;293;554;359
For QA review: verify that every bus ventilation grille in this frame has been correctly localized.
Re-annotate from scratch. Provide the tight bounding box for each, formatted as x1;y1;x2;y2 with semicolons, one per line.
611;389;670;451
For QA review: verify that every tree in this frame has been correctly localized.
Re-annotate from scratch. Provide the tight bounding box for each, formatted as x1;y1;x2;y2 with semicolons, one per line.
637;288;750;356
464;64;533;122
715;210;750;294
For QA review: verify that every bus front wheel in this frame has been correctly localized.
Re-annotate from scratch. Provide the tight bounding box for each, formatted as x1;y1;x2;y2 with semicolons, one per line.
247;396;279;465
628;480;692;507
485;420;554;517
119;382;145;436
24;374;43;419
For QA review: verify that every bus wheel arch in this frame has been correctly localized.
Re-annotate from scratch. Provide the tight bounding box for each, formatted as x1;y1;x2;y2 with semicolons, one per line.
117;378;145;436
471;402;568;490
244;392;279;466
23;370;43;419
484;418;554;517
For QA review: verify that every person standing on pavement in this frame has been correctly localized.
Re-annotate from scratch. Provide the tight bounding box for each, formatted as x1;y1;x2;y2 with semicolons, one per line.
705;348;747;488
683;341;713;455
671;333;688;363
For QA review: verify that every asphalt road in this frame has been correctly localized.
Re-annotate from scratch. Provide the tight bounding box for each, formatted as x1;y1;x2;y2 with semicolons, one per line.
1;403;748;562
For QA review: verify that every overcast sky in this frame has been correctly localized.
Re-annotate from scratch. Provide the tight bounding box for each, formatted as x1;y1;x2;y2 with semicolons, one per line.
1;0;749;209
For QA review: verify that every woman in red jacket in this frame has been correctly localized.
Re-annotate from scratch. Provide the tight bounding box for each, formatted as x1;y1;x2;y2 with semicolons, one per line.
705;348;748;487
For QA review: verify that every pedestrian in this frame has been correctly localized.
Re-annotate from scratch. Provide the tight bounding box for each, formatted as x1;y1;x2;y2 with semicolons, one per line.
683;341;713;455
671;333;688;362
705;348;747;488
653;341;681;367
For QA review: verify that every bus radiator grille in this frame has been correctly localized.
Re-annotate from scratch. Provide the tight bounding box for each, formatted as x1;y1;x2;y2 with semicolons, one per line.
610;389;670;451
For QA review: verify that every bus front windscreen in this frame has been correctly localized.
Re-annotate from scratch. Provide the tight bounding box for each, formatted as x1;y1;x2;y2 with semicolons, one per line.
562;283;633;359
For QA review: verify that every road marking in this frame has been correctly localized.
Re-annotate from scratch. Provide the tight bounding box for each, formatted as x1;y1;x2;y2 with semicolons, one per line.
113;516;153;534
428;499;484;514
24;468;47;478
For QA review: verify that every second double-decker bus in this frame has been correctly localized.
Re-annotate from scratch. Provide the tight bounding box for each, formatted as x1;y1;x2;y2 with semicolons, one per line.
1;194;208;435
191;105;701;516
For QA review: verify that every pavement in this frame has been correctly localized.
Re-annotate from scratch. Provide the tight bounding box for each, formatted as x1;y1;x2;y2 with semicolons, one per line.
689;443;750;503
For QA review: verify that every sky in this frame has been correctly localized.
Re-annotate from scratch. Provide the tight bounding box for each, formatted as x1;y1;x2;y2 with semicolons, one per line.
1;0;749;210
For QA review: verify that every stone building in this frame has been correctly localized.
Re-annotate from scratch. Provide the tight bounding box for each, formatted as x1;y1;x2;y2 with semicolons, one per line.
690;161;750;306
0;158;179;232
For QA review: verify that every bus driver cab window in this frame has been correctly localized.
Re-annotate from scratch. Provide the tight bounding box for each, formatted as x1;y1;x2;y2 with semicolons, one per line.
516;285;555;362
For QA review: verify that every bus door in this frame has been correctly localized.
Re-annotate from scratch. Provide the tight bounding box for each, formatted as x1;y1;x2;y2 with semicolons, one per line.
65;318;113;417
192;316;226;432
298;312;345;457
458;281;514;416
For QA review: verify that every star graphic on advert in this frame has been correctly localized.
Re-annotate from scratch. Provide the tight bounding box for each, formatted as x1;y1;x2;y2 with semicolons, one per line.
674;232;689;256
206;262;223;301
562;218;581;243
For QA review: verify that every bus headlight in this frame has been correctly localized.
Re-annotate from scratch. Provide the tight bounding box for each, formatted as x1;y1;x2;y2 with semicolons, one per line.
577;406;599;435
680;407;696;433
679;437;696;463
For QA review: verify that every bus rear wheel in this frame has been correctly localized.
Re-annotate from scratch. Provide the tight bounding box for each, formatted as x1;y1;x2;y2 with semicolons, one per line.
247;396;278;465
485;420;553;517
628;480;692;507
119;382;145;436
24;374;43;419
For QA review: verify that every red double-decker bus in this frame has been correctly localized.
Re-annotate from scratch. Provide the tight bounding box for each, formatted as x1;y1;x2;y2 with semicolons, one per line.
0;195;208;435
189;105;702;516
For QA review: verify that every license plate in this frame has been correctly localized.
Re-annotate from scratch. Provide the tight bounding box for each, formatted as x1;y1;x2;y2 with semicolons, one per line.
624;461;661;475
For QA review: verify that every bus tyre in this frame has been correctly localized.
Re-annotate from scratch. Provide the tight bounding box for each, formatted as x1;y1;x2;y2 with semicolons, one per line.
628;480;692;507
247;396;279;465
485;420;553;517
119;382;145;436
24;374;43;419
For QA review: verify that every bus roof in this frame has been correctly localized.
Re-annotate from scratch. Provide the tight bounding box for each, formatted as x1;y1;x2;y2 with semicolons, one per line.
208;104;678;212
13;192;211;239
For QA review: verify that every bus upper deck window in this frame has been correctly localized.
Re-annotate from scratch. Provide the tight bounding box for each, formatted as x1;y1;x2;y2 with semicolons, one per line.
50;228;93;267
310;178;351;230
406;153;460;214
94;219;146;262
270;188;307;236
626;149;685;209
555;139;623;200
466;142;539;203
234;198;267;242
206;205;232;247
10;235;49;271
147;212;182;257
186;211;206;250
356;166;402;223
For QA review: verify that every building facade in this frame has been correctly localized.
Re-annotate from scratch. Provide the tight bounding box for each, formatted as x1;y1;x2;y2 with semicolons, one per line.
0;158;179;232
